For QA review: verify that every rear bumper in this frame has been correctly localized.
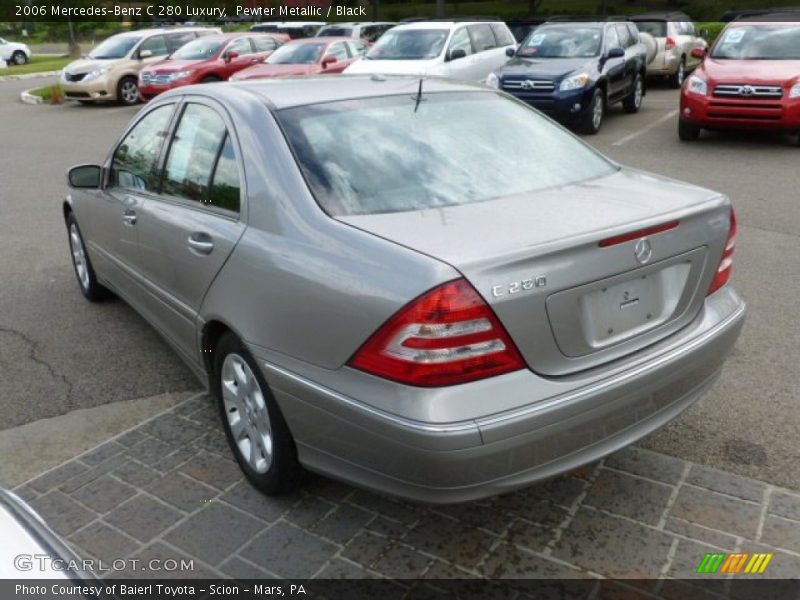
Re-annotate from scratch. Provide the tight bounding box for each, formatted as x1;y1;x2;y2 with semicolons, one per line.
681;91;800;131
256;287;745;504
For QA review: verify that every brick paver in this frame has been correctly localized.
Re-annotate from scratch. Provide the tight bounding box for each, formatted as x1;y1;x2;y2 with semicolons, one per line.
12;393;800;593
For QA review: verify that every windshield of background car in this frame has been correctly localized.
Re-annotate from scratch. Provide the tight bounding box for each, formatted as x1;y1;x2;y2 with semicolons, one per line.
712;24;800;59
266;43;324;64
633;21;668;37
171;38;225;60
317;27;354;37
277;92;616;216
518;27;603;58
366;29;449;60
88;36;141;59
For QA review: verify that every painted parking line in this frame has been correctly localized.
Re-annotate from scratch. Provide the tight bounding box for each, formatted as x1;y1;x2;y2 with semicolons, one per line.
612;109;679;147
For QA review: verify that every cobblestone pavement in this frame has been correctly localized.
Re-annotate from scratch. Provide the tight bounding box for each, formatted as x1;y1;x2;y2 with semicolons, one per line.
13;394;800;597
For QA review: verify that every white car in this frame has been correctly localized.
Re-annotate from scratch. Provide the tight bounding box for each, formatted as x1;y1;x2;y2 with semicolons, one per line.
344;20;516;82
0;37;31;66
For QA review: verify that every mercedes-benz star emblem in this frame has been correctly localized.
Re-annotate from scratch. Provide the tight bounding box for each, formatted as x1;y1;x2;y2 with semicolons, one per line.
634;238;653;265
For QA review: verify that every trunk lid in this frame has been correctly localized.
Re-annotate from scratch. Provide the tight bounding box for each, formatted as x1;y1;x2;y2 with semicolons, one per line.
338;168;731;376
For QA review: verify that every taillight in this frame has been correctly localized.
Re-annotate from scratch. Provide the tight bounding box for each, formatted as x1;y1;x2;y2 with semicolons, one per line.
666;36;677;50
349;278;525;387
707;208;737;296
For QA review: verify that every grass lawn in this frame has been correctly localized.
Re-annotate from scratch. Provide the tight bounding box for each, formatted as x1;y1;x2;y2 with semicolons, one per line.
25;84;64;102
0;56;71;77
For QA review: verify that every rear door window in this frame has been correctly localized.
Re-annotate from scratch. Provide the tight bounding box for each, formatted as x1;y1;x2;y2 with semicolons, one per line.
227;37;254;56
253;36;279;52
161;104;241;213
490;23;516;46
139;35;168;57
468;24;497;52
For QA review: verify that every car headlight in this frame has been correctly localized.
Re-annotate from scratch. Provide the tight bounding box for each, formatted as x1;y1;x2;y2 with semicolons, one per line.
687;75;708;96
486;72;499;89
790;83;800;98
82;67;107;82
168;70;194;82
560;73;589;92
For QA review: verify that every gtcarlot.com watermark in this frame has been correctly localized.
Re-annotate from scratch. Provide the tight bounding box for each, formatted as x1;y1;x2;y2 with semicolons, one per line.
14;553;194;573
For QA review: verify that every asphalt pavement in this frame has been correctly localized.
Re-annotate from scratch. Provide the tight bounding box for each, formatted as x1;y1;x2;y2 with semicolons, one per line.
0;77;798;491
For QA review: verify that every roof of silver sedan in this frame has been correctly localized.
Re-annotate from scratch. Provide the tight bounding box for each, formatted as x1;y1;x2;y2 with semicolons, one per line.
164;75;488;110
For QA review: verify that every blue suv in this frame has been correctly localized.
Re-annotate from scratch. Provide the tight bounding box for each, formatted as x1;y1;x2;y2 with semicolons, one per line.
488;19;648;134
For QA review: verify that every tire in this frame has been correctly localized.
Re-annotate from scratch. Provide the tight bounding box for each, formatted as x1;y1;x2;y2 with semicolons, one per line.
201;75;221;83
11;51;27;66
66;213;111;302
623;74;644;114
678;119;701;141
669;58;686;89
580;89;605;135
214;333;304;495
116;76;139;106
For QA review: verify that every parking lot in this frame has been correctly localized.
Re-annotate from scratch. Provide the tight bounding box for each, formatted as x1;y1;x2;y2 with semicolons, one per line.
2;76;798;489
1;72;800;591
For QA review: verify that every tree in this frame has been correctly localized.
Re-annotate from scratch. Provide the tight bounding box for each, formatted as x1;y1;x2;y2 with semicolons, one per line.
529;0;545;15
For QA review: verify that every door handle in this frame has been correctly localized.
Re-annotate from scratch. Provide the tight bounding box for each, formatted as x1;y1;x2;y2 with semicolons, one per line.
188;233;214;255
122;209;137;226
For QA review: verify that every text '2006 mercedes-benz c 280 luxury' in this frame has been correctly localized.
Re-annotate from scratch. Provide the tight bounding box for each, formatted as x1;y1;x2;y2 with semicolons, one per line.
63;76;745;503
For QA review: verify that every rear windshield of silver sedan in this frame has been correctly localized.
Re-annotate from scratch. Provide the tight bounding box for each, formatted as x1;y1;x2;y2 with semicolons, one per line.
277;91;617;216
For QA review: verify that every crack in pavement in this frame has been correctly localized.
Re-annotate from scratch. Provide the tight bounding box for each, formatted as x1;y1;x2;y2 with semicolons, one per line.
0;325;76;405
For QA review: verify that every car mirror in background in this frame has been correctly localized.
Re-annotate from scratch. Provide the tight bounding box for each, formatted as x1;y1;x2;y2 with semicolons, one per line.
606;47;625;59
322;55;338;68
139;49;153;59
506;47;516;57
67;165;102;189
225;50;240;62
691;47;707;59
448;48;467;61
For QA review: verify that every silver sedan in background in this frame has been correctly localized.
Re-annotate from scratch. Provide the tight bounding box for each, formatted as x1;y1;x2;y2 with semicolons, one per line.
63;76;745;503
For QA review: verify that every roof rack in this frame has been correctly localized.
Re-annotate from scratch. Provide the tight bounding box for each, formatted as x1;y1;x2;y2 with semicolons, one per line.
721;7;800;22
399;16;501;23
630;12;692;21
545;15;631;23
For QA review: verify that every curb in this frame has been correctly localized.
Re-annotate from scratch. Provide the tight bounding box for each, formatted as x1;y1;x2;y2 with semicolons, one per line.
19;87;44;105
0;69;62;82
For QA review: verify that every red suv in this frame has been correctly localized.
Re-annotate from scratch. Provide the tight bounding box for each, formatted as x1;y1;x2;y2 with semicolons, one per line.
139;32;286;100
679;17;800;141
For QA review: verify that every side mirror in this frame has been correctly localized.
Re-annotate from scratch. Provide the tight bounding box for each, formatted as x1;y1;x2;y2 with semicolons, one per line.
606;47;625;59
138;49;153;59
691;47;707;59
321;55;337;68
448;48;467;61
224;50;240;62
67;165;102;189
505;47;516;57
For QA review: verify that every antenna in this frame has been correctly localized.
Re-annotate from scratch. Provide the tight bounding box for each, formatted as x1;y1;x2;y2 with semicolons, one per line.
414;78;423;112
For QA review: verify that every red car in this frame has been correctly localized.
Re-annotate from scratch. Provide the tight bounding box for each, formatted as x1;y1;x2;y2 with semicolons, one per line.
139;32;286;100
679;17;800;141
230;37;367;81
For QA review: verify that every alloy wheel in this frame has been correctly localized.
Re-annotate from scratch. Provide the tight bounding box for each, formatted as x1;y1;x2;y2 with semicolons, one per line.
120;80;138;105
221;353;274;474
69;224;90;291
592;95;604;130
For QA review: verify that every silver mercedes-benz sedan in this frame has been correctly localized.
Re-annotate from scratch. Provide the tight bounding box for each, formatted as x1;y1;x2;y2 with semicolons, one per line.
63;75;745;503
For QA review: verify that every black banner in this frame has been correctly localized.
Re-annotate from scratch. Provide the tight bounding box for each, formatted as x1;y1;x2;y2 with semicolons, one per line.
2;579;800;600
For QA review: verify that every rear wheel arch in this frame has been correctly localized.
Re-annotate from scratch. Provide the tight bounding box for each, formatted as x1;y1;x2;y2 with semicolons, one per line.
201;320;234;376
62;201;73;224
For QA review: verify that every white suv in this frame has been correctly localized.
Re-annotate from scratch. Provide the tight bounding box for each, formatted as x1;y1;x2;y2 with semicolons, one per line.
344;20;516;82
0;37;31;66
